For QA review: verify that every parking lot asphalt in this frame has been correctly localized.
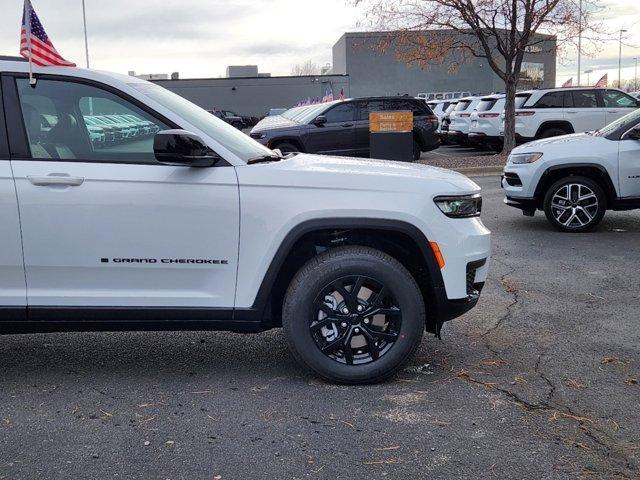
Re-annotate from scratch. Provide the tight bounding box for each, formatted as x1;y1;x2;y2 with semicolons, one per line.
420;144;496;161
1;175;639;480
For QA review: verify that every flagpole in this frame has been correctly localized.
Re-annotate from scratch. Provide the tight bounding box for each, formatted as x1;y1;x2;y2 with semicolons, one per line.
24;0;35;85
82;0;90;68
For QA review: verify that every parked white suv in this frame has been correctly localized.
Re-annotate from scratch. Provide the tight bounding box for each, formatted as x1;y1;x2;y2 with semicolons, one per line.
500;87;639;145
427;100;452;136
469;94;505;151
502;108;640;232
447;96;482;145
0;57;491;383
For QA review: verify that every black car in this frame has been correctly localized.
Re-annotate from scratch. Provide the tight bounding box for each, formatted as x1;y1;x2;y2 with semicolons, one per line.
208;110;245;129
249;97;440;161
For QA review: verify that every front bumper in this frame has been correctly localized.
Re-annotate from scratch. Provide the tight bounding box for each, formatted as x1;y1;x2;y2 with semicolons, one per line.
503;195;537;213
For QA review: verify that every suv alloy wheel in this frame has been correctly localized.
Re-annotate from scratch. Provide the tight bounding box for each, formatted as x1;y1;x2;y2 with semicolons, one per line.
282;246;425;384
543;176;606;232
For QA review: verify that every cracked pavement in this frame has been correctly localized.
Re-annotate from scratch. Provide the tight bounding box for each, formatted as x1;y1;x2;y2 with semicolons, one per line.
0;175;639;479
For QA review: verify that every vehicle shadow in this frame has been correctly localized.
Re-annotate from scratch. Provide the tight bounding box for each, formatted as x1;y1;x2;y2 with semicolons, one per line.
0;329;304;380
495;209;640;234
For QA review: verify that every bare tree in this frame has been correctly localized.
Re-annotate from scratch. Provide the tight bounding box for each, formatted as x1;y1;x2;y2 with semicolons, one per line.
291;60;322;76
354;0;603;153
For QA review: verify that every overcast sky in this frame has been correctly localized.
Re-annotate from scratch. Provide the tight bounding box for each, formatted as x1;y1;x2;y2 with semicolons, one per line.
0;0;638;86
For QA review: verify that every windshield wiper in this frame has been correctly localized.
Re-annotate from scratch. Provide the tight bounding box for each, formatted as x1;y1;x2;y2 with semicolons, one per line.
247;154;282;165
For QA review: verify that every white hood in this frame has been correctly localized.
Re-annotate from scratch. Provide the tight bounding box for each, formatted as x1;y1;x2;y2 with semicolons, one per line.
239;153;480;196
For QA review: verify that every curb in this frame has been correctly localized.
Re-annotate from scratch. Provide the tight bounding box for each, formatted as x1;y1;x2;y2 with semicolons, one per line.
452;166;504;176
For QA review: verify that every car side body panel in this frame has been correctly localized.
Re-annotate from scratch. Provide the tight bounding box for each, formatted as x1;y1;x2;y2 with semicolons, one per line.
503;134;621;201
234;155;491;307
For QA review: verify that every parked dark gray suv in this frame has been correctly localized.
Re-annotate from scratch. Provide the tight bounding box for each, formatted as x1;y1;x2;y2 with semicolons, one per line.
249;97;440;160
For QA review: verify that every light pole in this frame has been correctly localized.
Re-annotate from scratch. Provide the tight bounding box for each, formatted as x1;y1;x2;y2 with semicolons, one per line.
577;0;582;86
584;69;593;86
618;29;627;88
635;57;638;91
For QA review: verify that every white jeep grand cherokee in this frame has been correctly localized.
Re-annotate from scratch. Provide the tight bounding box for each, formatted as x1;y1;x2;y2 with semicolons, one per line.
502;108;640;232
500;87;639;144
0;57;491;383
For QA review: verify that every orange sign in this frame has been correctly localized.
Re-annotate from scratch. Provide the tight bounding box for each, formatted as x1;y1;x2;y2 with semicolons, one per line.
369;111;413;133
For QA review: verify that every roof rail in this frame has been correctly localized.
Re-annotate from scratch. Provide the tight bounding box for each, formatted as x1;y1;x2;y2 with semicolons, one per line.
0;55;27;62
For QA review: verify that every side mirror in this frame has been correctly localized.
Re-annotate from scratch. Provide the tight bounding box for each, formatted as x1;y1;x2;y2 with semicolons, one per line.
313;115;327;126
154;129;221;167
626;127;640;141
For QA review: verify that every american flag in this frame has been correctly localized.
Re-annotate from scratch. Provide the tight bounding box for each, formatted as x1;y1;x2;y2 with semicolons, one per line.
322;87;334;103
594;73;608;88
20;0;75;67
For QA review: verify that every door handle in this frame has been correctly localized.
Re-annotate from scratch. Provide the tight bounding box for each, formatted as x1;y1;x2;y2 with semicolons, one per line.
607;110;619;113
27;174;85;186
566;111;577;114
341;123;354;127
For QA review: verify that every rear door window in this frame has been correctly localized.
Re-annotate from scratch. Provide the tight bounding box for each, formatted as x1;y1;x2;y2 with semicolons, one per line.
356;100;385;121
571;90;598;108
533;92;565;108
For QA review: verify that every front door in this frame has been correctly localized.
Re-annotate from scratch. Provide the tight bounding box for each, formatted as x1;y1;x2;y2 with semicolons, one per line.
305;102;356;155
601;89;639;125
618;133;640;198
0;80;26;314
7;75;239;309
566;90;606;133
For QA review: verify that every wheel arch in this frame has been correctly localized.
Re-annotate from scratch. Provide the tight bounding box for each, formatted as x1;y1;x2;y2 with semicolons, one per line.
268;137;306;152
533;163;617;208
535;121;575;139
240;218;447;334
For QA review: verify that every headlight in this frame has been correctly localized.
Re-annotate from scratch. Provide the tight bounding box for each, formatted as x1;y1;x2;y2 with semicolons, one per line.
250;132;267;140
509;152;543;164
434;194;482;218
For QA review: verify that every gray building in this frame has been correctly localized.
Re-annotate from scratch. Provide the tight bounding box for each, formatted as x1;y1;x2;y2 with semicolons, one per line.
226;65;259;78
153;74;350;117
332;30;556;97
154;29;556;117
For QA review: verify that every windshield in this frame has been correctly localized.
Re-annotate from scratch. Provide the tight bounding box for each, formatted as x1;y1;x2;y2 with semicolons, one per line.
595;108;640;137
296;103;335;124
282;106;309;121
477;99;499;111
130;82;272;163
515;94;531;109
455;100;472;111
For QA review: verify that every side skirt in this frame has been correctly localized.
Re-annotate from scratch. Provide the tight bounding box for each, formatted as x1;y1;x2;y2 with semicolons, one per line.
0;307;268;334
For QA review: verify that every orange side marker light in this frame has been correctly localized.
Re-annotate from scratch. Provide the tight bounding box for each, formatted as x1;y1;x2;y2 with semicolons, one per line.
429;241;445;269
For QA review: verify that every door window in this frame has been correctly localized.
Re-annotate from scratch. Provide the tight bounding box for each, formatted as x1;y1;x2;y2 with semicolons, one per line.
16;78;169;162
323;103;355;123
571;90;598;108
602;90;637;108
533;91;566;108
356;100;385;121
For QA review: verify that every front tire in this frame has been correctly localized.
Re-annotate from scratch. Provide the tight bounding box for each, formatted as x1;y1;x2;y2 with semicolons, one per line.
539;127;569;139
543;176;606;232
273;142;300;154
282;246;425;384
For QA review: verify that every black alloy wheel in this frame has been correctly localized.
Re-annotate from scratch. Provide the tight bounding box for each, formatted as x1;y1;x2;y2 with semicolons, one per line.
310;275;402;366
282;245;425;384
